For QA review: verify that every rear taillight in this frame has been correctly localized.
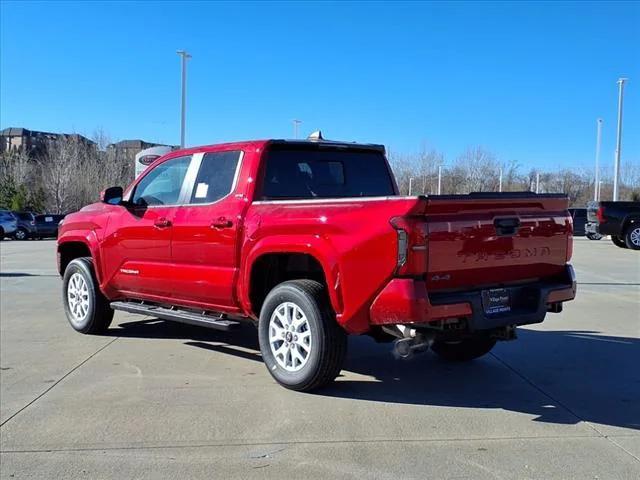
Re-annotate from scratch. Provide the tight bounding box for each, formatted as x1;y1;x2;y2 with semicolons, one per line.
596;206;606;223
390;217;428;276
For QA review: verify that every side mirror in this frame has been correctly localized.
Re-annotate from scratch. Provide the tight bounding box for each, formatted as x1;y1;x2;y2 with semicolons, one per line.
100;186;123;205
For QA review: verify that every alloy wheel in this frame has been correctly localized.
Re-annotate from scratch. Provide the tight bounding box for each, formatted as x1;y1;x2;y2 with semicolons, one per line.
268;302;312;372
67;272;90;326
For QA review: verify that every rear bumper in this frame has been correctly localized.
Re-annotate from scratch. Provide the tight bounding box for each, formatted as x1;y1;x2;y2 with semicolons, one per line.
370;265;576;331
2;224;17;235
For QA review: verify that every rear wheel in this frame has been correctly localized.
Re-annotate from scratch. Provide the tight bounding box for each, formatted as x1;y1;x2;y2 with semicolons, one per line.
624;224;640;250
0;227;4;240
431;335;496;362
611;235;628;249
14;228;28;240
62;257;113;334
258;280;347;392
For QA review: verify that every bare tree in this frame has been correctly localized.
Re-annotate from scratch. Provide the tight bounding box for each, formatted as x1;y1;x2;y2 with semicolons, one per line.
451;146;500;193
39;136;91;213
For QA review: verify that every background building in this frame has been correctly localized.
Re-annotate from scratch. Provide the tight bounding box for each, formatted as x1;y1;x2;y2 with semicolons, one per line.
0;127;95;158
107;139;175;161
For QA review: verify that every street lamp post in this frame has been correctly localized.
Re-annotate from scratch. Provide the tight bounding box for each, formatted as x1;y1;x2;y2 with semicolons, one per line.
437;165;442;195
594;118;603;201
177;50;192;148
293;119;302;139
598;181;603;201
613;78;628;201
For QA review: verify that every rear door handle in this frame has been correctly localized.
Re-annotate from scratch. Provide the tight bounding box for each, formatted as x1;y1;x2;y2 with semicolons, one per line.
211;217;233;229
154;217;172;228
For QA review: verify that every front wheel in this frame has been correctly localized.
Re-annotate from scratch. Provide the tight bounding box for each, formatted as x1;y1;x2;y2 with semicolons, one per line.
611;235;628;249
431;335;496;362
14;228;29;240
62;257;114;334
258;280;347;392
624;224;640;250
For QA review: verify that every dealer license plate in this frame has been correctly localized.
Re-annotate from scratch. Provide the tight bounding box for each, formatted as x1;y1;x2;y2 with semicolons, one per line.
482;288;511;315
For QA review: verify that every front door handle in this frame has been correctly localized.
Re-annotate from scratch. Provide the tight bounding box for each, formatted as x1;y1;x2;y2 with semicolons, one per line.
211;217;233;229
154;217;172;228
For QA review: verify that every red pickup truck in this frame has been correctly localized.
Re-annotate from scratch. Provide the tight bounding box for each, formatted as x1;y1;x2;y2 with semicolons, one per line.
57;137;576;391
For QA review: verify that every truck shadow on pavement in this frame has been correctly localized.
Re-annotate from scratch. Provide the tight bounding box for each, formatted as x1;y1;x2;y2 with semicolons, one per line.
110;319;639;432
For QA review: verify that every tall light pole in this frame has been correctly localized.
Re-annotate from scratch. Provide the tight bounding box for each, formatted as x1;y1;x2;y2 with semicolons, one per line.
293;119;302;139
598;180;603;201
408;177;414;195
594;118;603;201
177;50;192;148
437;165;442;194
613;78;628;201
499;167;503;192
536;172;540;193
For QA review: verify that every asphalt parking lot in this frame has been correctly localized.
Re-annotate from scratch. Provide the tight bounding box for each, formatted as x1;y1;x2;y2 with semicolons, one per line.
0;237;638;479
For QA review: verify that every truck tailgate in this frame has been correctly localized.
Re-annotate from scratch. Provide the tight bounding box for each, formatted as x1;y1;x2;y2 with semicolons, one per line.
424;193;571;291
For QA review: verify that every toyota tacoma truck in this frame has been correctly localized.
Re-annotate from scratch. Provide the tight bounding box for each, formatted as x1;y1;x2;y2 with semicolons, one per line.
57;136;576;391
587;201;640;249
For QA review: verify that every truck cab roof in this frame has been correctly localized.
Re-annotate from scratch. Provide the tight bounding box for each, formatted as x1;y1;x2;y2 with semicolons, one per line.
164;138;386;158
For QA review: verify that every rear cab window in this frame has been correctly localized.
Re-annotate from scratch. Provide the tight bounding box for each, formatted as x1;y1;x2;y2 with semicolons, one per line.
258;144;396;200
189;151;242;204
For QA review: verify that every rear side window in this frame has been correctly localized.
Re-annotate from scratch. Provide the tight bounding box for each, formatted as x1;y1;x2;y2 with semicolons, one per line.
260;147;395;199
132;155;191;206
189;151;241;204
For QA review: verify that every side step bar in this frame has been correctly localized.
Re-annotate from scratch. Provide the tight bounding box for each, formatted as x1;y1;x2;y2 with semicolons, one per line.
110;301;241;331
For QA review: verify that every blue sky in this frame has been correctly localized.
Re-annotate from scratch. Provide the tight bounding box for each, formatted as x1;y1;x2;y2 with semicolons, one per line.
1;1;638;171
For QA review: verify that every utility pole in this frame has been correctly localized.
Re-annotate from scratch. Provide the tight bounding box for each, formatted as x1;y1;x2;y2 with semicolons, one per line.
536;172;540;193
594;118;603;201
437;165;442;194
613;78;628;201
598;181;603;201
292;119;302;139
499;168;503;192
177;50;192;148
408;177;414;195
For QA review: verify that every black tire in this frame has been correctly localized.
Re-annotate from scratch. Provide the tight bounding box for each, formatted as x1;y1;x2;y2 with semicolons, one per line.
62;257;114;334
14;228;29;240
586;232;603;241
431;335;496;362
611;235;628;249
624;224;640;250
258;280;347;392
0;227;4;240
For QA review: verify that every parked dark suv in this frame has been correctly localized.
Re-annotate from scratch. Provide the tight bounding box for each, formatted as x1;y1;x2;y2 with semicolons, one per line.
569;208;602;240
34;214;66;239
568;208;587;236
11;211;37;240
